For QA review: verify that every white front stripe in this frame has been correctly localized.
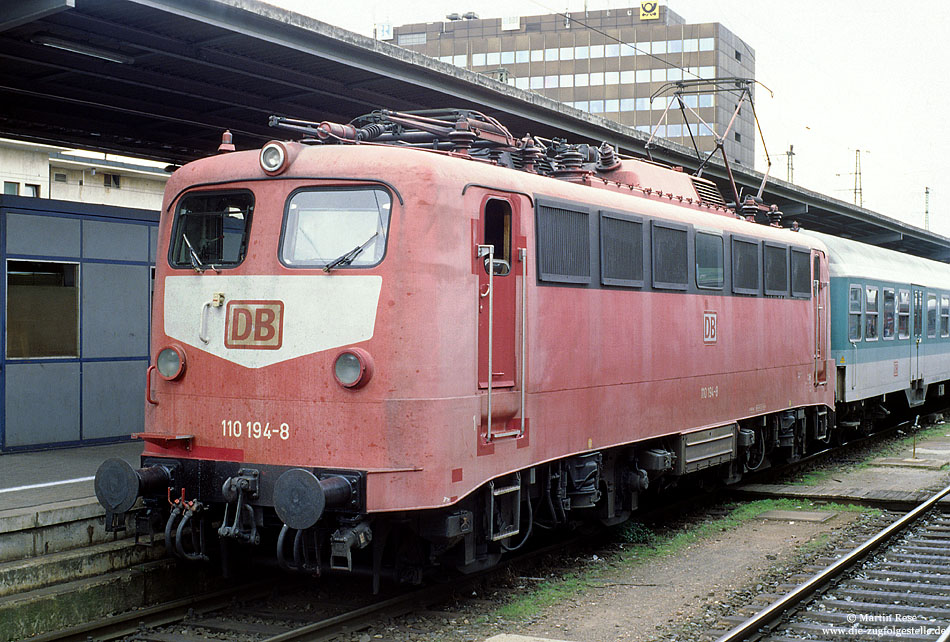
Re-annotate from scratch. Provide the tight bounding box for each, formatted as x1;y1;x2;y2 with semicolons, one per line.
164;275;382;368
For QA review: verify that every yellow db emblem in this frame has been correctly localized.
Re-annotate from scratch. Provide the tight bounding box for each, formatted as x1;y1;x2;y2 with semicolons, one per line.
640;1;659;19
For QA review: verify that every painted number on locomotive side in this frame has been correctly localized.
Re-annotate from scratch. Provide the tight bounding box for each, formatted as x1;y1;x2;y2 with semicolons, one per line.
703;311;717;343
700;386;719;400
221;420;290;440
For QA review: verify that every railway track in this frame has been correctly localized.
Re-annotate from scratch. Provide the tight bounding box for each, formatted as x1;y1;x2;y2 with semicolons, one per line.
36;415;946;641
709;483;950;642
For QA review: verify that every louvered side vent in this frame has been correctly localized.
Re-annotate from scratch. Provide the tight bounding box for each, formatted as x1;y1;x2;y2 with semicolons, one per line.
690;177;727;206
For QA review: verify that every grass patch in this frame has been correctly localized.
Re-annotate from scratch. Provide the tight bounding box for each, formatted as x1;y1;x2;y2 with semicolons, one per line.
494;498;872;621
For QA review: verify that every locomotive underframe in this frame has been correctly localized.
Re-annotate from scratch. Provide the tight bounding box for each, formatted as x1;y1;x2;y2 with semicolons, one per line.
117;403;839;589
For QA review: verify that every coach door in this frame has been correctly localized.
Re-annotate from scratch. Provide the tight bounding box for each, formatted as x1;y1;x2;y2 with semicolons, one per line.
476;195;526;439
912;285;924;383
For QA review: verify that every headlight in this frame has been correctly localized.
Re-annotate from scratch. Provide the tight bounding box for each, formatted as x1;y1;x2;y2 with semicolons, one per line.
156;345;186;380
333;348;373;389
260;142;287;174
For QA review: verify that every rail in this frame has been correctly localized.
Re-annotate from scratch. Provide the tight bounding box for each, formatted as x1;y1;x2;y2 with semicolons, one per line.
714;481;950;642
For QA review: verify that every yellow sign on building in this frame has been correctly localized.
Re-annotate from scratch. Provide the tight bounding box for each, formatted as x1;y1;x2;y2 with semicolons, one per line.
640;2;660;20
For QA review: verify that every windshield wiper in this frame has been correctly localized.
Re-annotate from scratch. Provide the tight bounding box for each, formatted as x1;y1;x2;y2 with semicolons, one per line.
181;233;220;273
323;232;378;273
182;233;205;272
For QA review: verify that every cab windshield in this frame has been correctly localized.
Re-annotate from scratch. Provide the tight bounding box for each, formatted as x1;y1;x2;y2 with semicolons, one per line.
170;190;253;269
280;188;391;269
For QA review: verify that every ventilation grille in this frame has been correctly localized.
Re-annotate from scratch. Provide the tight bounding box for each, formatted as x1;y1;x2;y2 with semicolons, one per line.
691;177;727;206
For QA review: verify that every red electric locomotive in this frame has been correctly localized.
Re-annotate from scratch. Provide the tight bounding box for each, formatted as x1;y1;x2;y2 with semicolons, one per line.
95;109;834;587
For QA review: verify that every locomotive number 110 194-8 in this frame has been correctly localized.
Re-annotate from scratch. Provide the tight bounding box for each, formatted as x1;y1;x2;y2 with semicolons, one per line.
222;420;290;440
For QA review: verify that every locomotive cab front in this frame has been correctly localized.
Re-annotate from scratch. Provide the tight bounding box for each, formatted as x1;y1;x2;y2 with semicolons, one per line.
95;141;417;577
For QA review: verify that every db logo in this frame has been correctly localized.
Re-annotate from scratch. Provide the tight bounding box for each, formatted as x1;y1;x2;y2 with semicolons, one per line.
225;300;284;350
703;311;717;344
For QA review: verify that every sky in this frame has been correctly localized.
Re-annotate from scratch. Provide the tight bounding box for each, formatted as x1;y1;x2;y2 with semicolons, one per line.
268;0;950;237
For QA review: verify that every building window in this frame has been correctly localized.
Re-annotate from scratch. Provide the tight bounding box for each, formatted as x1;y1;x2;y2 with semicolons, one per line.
942;295;950;337
735;50;742;61
103;173;121;188
396;32;426;46
589;44;604;58
898;289;910;339
699;37;715;51
927;293;937;338
865;286;879;340
544;47;558;61
516;50;529;63
501;51;514;65
559;46;573;60
25;184;40;197
695;232;723;289
4;181;18;195
54;173;68;183
849;284;862;341
487;52;500;66
883;288;895;339
472;53;486;66
6;260;79;358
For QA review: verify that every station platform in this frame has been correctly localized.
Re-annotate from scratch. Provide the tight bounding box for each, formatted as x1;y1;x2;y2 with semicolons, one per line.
735;429;950;509
0;441;141;512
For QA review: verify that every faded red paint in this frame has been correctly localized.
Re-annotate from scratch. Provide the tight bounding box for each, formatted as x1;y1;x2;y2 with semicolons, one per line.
143;143;834;514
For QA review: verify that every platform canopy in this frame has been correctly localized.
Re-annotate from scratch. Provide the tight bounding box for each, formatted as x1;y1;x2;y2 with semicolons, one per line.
2;0;947;259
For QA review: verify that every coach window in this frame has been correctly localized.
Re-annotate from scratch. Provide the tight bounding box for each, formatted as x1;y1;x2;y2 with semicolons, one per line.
600;211;644;287
651;221;688;290
280;187;391;269
763;242;788;296
898;289;911;339
5;260;79;358
848;284;862;342
171;190;253;269
483;199;512;275
927;293;937;338
732;237;760;295
942;295;950;337
882;288;895;340
865;286;879;340
695;232;723;289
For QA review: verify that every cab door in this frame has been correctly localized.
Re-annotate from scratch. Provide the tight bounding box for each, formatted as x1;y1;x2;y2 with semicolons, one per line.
813;252;828;386
476;197;518;389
